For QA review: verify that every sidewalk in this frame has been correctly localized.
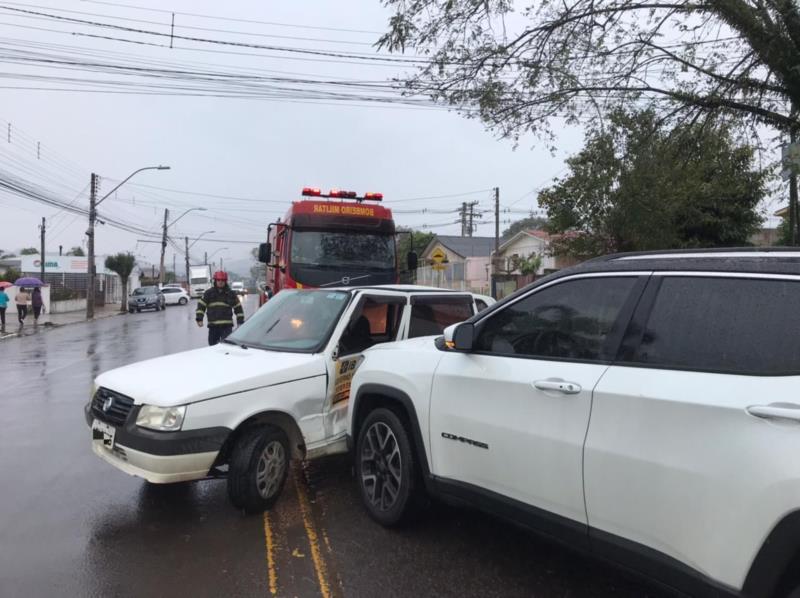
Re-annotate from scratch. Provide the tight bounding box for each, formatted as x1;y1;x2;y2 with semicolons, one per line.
0;304;124;340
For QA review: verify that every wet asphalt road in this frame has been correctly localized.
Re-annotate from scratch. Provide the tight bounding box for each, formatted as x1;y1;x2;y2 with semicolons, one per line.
0;297;666;598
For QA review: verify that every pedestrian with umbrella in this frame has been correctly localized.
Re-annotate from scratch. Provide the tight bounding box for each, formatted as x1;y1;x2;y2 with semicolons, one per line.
0;281;10;330
15;286;30;326
31;286;45;324
12;278;42;327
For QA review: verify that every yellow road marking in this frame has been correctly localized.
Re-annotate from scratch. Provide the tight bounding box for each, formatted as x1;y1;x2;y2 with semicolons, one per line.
295;472;333;598
262;511;278;596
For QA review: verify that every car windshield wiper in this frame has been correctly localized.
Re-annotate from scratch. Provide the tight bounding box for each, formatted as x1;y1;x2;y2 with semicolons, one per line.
221;338;248;349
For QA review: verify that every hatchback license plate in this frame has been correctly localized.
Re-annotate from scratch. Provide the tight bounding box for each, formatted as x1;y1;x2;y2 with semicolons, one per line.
92;419;115;449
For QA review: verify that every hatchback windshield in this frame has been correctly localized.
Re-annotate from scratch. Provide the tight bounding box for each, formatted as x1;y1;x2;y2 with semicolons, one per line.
133;286;158;295
227;290;351;352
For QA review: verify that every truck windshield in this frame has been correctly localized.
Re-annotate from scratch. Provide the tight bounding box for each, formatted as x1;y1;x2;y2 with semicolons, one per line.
227;290;351;352
291;230;395;270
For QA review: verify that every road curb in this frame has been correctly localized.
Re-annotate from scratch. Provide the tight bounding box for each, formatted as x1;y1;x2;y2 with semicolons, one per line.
0;310;126;341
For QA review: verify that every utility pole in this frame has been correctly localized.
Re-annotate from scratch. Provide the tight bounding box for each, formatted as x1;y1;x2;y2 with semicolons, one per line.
460;202;467;237
86;173;99;319
39;217;45;283
220;257;224;272
204;251;207;265
792;126;799;245
159;208;169;285
172;253;176;283
492;187;499;298
185;236;190;293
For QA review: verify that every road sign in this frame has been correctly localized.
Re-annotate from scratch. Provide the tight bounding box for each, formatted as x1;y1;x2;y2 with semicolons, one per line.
430;247;447;264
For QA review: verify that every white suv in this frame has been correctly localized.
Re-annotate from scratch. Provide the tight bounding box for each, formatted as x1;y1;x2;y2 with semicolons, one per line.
85;285;490;513
348;250;800;598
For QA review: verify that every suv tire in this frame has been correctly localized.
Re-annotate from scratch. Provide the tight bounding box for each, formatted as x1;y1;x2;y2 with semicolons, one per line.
179;297;188;305
356;407;422;527
228;426;289;513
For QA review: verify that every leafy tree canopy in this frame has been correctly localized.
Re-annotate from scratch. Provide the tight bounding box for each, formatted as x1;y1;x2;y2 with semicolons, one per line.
104;253;136;282
378;0;800;141
538;110;767;258
502;216;549;239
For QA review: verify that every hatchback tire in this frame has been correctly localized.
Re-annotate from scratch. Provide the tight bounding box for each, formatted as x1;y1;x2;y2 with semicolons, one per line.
179;297;187;305
228;426;290;513
356;407;423;527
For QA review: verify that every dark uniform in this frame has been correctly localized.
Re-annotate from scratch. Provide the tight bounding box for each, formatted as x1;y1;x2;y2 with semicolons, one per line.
196;284;245;345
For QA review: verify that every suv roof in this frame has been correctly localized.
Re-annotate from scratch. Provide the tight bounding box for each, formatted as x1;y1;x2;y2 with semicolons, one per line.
560;247;800;278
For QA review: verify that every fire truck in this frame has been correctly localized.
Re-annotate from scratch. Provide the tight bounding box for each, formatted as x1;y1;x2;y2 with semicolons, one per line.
258;188;413;301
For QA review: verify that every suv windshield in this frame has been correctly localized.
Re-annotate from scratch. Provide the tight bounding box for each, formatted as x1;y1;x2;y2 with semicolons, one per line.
227;290;351;352
133;286;158;295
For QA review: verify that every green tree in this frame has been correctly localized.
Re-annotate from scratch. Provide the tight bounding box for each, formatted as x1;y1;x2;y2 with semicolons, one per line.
0;267;21;283
66;246;85;256
378;0;800;140
105;253;136;312
538;110;767;259
19;247;38;255
396;228;434;271
502;216;549;240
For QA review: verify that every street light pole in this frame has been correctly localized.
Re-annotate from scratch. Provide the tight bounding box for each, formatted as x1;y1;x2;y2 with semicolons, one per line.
86;165;170;319
160;207;206;285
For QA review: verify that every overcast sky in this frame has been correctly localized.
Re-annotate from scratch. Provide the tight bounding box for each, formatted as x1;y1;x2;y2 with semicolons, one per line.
0;0;587;273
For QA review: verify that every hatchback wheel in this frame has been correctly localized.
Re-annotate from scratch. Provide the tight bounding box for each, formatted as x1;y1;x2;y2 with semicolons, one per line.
179;297;187;305
228;426;290;513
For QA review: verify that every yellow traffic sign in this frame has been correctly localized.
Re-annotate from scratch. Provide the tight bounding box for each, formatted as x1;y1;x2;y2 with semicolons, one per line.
430;247;447;264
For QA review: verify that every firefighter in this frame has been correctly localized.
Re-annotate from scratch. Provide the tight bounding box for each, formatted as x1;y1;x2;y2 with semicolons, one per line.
196;271;245;346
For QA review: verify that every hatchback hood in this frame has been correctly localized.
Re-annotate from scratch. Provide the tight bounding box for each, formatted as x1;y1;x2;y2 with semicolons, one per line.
94;344;325;407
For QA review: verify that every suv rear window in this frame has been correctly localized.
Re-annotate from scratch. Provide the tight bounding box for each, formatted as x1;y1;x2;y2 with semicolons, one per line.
625;276;800;375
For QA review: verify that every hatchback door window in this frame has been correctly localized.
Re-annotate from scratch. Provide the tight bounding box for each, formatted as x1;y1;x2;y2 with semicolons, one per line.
474;277;638;361
408;296;474;338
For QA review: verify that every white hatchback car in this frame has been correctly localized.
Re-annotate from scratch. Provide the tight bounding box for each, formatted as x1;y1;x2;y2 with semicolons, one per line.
85;285;491;513
349;249;800;598
161;287;190;306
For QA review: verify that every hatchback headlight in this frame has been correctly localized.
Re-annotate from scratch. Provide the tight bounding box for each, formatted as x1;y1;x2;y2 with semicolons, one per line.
136;405;186;431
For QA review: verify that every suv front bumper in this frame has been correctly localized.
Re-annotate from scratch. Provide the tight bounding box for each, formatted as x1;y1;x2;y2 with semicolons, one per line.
84;402;230;483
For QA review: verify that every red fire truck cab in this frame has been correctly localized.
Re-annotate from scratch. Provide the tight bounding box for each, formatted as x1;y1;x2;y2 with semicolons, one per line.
258;188;405;300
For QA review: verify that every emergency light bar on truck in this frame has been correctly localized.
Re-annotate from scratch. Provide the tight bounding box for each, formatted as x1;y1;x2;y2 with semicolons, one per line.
301;187;384;202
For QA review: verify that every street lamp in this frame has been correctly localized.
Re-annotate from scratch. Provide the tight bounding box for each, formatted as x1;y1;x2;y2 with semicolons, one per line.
207;247;228;272
87;165;170;319
185;230;215;291
159;207;206;285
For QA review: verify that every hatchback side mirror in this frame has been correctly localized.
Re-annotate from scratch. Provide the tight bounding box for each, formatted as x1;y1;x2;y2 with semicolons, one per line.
258;242;271;264
443;322;474;351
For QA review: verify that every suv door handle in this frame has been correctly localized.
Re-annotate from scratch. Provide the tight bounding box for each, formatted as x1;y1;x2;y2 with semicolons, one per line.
747;404;800;423
533;380;582;395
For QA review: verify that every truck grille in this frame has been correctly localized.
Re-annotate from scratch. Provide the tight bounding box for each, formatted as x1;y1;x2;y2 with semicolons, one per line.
91;388;135;426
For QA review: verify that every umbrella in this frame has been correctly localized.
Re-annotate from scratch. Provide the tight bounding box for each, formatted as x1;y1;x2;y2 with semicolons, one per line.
14;277;44;287
0;281;12;289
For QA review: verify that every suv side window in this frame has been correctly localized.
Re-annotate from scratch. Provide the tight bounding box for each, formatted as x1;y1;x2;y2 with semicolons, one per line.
339;296;404;355
625;276;800;375
408;295;474;338
474;277;638;361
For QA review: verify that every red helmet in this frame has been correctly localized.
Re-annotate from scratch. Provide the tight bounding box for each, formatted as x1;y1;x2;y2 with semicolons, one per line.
213;271;228;282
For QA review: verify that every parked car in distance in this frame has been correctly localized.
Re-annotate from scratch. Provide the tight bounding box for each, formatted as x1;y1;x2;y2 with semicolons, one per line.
348;249;800;598
231;281;246;296
127;286;165;313
161;287;190;306
87;285;485;513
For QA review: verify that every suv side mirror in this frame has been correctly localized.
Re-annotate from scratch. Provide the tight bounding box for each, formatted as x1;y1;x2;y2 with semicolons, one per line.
258;242;271;264
443;322;474;351
407;251;418;271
